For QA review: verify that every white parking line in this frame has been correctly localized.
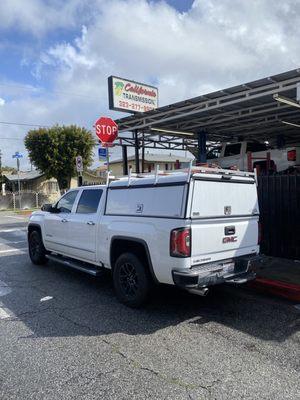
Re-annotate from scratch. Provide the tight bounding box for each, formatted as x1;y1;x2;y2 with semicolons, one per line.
5;215;27;220
0;248;27;254
0;228;26;233
0;307;11;319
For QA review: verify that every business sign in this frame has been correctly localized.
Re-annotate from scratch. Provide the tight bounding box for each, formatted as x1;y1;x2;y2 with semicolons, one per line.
108;76;158;113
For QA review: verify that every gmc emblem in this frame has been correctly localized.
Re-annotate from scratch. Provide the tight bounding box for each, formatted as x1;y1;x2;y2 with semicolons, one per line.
222;236;237;243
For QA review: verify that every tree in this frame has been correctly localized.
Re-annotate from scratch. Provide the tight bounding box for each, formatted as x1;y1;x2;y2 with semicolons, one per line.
25;125;95;191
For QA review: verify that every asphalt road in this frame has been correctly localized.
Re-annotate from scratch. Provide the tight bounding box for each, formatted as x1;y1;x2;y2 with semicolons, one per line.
0;212;300;400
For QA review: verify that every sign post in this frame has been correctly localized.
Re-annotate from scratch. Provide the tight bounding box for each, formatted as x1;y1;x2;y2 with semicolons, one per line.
12;151;23;209
76;156;83;187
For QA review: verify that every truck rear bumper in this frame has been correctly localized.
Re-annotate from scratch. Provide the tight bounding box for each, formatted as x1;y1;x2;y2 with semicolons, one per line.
172;255;262;290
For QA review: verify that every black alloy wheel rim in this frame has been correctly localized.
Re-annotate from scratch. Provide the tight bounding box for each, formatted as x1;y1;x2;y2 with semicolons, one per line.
119;263;138;298
30;235;40;258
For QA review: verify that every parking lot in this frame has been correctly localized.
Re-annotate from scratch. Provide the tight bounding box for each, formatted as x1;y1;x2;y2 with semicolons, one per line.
0;212;300;400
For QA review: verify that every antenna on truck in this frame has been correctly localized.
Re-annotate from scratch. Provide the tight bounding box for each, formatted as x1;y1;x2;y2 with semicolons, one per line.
106;170;110;186
128;167;132;186
187;161;193;182
154;164;160;185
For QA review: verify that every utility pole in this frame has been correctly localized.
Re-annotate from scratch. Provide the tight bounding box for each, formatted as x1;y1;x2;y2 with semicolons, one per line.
0;149;2;183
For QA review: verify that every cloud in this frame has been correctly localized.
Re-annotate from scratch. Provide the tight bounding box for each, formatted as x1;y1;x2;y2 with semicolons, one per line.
0;0;93;36
1;0;300;168
0;98;5;106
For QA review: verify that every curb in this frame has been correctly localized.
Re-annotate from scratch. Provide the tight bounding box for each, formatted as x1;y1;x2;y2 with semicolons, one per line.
248;278;300;302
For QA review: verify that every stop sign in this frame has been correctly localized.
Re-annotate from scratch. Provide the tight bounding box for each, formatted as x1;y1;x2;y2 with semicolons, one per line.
95;117;118;144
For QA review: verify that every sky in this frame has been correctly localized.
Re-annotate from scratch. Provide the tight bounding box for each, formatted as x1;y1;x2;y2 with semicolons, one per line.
1;0;300;169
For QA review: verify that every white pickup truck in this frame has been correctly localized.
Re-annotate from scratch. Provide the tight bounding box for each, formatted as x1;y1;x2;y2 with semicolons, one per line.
206;141;300;172
28;167;261;307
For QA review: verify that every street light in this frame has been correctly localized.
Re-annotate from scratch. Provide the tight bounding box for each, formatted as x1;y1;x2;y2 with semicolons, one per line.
281;120;300;128
150;127;195;136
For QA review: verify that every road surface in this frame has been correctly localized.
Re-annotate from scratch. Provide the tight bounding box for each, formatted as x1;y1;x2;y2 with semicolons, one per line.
0;212;300;399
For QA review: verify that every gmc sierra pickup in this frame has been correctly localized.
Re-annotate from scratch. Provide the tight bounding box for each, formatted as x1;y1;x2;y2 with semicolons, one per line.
28;167;262;307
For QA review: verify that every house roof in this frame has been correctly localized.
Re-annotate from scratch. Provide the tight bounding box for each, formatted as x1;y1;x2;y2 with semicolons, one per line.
4;170;44;182
109;152;193;165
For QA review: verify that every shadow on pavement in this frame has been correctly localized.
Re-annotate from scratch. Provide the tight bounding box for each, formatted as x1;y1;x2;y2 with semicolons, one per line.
0;253;299;342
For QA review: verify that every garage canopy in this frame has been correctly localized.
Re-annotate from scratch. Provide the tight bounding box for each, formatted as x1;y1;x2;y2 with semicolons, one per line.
115;68;300;147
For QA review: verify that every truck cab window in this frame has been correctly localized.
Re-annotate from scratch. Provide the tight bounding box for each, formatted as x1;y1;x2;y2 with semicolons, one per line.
76;189;103;214
224;143;241;157
56;190;79;213
207;146;222;159
246;142;268;152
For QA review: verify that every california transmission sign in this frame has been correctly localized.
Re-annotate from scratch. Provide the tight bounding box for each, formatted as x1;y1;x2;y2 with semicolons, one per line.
108;76;158;114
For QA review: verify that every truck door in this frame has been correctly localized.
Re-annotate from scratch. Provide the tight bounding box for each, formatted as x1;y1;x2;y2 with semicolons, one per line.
66;188;103;262
44;190;79;254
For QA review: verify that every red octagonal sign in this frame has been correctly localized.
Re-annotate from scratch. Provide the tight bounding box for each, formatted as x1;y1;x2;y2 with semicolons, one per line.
95;117;118;144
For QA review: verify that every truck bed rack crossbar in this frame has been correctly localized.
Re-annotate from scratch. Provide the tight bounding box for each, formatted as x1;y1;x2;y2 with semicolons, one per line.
107;163;256;188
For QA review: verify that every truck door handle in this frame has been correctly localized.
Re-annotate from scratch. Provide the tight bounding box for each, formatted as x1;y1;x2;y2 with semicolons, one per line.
87;221;95;226
61;218;68;223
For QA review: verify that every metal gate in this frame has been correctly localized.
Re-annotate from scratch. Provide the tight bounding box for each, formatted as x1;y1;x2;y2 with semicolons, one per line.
257;174;300;260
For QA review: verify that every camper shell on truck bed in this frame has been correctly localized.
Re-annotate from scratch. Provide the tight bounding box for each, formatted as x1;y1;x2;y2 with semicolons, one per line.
28;166;262;307
105;167;261;288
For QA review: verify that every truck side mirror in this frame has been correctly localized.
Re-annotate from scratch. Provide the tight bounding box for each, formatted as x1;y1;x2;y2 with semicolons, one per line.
41;203;57;213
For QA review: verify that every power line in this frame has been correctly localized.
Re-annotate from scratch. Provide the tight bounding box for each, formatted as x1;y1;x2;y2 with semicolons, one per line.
0;83;101;100
0;121;50;127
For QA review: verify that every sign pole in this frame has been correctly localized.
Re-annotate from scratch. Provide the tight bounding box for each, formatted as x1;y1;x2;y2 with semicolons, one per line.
106;146;110;173
12;151;23;209
17;157;21;209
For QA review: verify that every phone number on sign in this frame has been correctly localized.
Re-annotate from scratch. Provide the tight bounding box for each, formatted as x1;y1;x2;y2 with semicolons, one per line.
118;101;154;112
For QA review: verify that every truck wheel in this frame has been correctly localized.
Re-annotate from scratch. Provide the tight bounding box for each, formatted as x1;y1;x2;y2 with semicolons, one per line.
113;252;151;308
28;230;48;265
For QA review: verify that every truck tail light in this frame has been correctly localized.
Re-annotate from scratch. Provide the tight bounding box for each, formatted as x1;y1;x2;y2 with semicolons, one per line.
287;149;296;161
170;227;191;257
258;221;262;245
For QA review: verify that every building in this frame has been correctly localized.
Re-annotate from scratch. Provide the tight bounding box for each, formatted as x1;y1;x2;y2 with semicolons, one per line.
3;170;59;198
105;152;194;177
3;170;105;201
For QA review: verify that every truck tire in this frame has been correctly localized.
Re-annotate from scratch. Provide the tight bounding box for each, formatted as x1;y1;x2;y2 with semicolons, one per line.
28;230;48;265
113;252;151;308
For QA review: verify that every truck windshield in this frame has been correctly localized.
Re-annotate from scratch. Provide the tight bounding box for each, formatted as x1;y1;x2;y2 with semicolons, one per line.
224;143;241;157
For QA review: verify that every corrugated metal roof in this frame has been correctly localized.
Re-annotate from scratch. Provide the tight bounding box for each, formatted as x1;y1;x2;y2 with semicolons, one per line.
4;170;44;182
115;68;300;145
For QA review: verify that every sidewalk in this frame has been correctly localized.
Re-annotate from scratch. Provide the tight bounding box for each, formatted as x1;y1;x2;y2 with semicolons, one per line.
249;256;300;302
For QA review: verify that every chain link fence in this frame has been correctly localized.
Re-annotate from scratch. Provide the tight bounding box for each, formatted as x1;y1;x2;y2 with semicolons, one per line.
0;191;60;211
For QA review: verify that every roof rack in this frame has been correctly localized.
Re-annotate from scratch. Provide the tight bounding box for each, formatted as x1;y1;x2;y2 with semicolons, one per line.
107;164;255;188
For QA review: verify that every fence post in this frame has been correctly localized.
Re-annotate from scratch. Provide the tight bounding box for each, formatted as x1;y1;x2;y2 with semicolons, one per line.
36;192;39;208
247;151;252;171
13;193;16;210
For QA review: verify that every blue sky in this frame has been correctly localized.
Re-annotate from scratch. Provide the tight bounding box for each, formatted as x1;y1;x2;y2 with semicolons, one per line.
0;0;300;168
